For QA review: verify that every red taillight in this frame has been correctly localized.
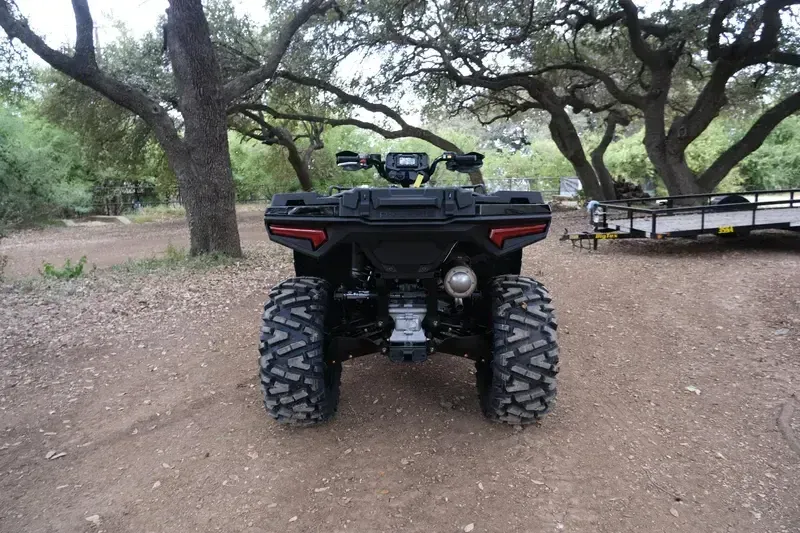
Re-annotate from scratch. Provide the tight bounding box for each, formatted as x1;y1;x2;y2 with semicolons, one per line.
269;225;328;249
489;224;548;247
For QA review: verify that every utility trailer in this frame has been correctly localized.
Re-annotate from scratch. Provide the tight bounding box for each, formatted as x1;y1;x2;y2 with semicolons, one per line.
562;188;800;249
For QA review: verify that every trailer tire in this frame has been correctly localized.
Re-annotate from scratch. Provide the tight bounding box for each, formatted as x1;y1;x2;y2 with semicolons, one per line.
259;277;341;425
477;275;559;425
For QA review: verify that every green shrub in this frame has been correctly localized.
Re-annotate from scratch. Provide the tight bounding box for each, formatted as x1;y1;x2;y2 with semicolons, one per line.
41;256;87;279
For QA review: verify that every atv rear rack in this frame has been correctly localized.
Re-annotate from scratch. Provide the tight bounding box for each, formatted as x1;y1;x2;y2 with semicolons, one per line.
562;188;800;249
265;187;552;278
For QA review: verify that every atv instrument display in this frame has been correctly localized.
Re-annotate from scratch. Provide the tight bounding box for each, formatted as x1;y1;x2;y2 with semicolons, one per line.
259;151;559;426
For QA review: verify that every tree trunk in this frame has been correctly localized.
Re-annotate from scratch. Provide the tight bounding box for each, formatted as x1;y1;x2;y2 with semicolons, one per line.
590;152;617;201
166;0;241;256
645;142;706;196
664;152;705;195
548;114;605;200
165;144;243;255
590;116;623;201
268;126;314;191
640;73;706;198
285;144;314;192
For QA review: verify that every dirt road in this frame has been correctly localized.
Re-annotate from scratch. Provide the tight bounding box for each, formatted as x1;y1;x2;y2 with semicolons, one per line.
1;214;799;533
0;210;267;278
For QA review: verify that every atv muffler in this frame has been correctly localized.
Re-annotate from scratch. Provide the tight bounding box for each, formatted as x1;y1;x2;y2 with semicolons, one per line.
443;265;477;299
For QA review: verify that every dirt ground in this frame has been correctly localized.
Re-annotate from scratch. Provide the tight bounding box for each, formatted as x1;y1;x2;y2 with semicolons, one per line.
1;212;799;533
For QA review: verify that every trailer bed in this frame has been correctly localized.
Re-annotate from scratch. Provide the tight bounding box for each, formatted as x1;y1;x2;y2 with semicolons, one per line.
609;206;800;235
562;188;800;248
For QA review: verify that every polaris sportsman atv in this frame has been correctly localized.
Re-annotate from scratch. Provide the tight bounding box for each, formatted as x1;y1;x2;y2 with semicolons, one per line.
259;150;558;425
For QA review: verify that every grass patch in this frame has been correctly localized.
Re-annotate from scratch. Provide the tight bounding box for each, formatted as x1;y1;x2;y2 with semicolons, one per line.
129;205;186;224
111;244;237;274
41;256;88;279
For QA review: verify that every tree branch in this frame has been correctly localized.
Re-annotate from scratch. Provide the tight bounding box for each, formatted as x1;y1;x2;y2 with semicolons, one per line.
222;0;332;104
231;103;402;139
478;101;543;125
617;0;663;67
767;51;800;66
278;70;411;127
569;3;676;39
236;108;315;191
533;63;646;108
698;90;800;190
0;0;179;150
667;59;736;149
231;100;484;184
707;0;737;61
71;0;96;67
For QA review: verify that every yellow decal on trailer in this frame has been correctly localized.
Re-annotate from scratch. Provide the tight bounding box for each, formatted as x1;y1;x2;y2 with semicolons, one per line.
718;226;734;234
595;233;619;240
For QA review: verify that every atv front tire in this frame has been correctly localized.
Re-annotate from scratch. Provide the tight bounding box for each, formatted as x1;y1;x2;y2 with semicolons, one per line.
259;277;341;425
477;275;559;425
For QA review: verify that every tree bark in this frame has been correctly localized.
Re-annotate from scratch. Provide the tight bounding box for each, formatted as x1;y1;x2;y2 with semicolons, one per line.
166;0;241;256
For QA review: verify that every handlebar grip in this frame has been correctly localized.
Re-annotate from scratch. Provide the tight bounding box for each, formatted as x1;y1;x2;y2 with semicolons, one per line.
454;154;479;163
336;155;361;164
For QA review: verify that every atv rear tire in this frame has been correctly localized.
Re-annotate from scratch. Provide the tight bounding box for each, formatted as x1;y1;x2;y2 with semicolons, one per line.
259;277;341;425
477;275;559;425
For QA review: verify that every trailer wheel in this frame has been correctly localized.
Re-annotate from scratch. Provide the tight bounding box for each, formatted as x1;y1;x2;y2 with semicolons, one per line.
477;275;559;425
259;277;341;425
711;194;750;208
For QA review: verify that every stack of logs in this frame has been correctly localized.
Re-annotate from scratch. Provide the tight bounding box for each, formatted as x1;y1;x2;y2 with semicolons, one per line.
613;179;651;200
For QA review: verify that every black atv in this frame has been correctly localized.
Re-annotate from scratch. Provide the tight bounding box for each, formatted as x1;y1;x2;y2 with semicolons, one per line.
259;151;558;425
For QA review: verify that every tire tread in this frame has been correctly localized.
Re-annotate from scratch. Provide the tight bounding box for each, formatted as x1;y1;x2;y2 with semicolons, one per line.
259;277;341;425
477;275;559;425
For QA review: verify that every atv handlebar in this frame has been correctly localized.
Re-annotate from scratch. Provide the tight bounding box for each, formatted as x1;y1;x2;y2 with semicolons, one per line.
335;150;483;188
336;155;361;165
453;153;480;164
336;151;383;169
